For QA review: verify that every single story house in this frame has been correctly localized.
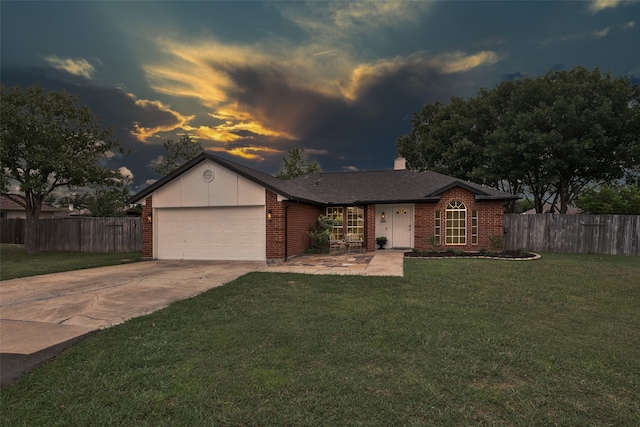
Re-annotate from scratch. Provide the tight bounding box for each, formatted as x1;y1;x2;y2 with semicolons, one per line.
128;153;518;261
0;194;65;219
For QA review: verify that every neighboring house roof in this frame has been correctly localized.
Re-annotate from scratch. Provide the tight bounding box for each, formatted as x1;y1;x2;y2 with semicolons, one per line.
0;194;64;212
128;153;518;205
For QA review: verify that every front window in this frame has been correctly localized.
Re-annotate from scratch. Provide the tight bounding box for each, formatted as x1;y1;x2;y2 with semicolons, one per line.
346;207;365;240
326;207;343;239
326;206;364;240
434;210;441;245
471;210;478;245
446;200;466;245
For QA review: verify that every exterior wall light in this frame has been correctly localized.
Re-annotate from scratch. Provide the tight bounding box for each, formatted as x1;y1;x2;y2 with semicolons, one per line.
380;212;386;222
267;210;273;220
146;211;153;223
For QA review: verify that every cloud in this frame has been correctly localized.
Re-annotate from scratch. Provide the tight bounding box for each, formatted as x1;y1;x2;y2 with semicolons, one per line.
624;21;636;29
42;56;96;79
148;155;164;171
118;166;133;180
589;0;640;12
136;2;448;162
142;31;498;165
593;27;611;37
278;1;431;43
127;96;194;142
305;148;329;156
208;144;283;161
541;25;620;45
342;51;499;101
589;0;621;12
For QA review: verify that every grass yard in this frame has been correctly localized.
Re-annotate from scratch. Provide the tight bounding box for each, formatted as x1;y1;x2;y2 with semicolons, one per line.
2;253;639;426
0;244;142;280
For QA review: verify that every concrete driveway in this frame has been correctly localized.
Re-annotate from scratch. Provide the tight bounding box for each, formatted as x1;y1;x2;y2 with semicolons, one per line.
0;260;265;386
0;251;404;386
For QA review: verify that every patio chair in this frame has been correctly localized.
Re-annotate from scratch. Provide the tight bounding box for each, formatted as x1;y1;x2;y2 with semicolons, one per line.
330;235;346;254
345;234;363;253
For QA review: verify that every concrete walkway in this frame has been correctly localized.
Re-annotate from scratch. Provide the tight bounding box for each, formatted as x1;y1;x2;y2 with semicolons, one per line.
0;250;404;386
265;250;404;276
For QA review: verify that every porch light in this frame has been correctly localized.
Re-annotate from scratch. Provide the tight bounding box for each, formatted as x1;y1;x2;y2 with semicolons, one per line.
380;212;386;222
146;211;153;223
267;210;273;220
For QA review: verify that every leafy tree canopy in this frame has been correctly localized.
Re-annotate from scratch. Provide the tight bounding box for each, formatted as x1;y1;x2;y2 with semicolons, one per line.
576;184;640;215
274;147;321;180
397;66;640;213
47;184;131;217
1;84;123;251
150;133;203;176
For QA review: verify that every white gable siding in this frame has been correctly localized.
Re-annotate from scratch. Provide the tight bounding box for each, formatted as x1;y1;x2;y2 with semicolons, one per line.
153;159;265;208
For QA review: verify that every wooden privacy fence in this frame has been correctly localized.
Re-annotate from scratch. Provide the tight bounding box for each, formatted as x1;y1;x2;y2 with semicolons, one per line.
504;214;639;256
0;217;142;253
0;218;25;244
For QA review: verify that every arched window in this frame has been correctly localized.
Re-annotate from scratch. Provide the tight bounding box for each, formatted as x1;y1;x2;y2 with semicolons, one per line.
446;200;466;245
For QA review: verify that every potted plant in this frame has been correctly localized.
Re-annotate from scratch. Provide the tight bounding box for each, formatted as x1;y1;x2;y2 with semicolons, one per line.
375;236;388;249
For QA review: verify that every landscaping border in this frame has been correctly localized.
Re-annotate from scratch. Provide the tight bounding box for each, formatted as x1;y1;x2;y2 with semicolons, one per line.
404;252;541;261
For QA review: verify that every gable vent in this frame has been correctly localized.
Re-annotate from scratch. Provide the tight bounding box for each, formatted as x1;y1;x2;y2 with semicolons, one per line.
203;169;215;182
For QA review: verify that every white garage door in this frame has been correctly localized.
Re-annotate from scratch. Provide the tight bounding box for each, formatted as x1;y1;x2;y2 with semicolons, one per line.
156;207;265;260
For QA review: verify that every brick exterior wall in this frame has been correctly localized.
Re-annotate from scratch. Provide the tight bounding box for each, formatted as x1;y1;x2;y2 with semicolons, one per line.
141;196;153;259
366;204;376;251
265;190;286;259
414;188;505;251
266;189;323;260
286;203;323;258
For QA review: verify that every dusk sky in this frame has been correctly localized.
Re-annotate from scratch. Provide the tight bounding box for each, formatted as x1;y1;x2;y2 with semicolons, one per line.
2;1;639;192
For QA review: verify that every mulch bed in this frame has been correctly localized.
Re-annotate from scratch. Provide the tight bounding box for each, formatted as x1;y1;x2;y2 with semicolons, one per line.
404;251;538;260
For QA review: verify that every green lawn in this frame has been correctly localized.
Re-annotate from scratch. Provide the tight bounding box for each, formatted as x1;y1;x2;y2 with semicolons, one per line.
0;244;142;280
2;253;639;426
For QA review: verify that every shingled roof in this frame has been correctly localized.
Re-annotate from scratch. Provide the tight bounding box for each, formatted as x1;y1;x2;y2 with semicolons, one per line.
0;194;64;212
286;169;517;205
129;153;517;205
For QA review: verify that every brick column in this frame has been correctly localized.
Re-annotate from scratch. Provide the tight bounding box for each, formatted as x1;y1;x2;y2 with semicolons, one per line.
265;190;286;260
141;196;153;259
366;205;376;251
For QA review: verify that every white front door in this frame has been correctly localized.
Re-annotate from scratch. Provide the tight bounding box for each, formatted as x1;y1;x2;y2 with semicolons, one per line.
392;205;413;248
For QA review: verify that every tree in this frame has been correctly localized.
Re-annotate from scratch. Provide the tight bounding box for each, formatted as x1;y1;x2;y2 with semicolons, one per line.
0;84;123;252
576;184;640;215
274;147;321;179
84;185;131;217
150;133;203;175
397;66;640;213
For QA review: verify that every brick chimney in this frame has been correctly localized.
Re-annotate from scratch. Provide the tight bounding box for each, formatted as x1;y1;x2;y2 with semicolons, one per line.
394;156;406;170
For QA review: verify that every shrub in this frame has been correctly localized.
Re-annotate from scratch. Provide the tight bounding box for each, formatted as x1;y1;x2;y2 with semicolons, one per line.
425;235;441;247
308;215;335;251
489;235;504;252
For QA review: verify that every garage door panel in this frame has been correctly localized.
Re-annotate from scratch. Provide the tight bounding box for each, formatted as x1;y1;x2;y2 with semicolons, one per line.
157;207;265;260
